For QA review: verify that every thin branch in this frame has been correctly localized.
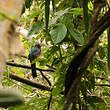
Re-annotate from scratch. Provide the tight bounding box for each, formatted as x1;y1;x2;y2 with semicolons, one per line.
95;84;110;87
9;73;52;91
46;65;56;70
82;9;110;53
40;71;52;86
6;62;55;72
47;91;52;110
21;55;28;59
59;45;62;63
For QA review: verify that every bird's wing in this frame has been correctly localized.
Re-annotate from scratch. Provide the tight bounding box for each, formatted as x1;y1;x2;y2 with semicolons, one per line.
28;47;41;61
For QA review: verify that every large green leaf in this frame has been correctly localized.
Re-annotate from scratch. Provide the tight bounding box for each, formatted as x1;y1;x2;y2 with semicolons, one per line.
63;15;84;45
67;23;84;45
50;24;67;44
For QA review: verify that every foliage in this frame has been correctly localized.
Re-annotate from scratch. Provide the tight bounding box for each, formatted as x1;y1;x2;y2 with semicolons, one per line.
3;0;110;110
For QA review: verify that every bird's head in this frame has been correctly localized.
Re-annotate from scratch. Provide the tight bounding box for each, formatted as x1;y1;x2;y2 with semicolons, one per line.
35;44;41;49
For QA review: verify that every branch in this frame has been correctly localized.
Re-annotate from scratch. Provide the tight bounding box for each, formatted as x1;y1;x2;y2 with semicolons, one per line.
9;73;52;91
64;3;110;110
96;76;110;82
46;65;56;70
63;9;110;110
4;76;32;92
40;71;52;86
89;0;106;35
59;46;62;63
47;91;52;110
6;62;55;72
96;84;110;87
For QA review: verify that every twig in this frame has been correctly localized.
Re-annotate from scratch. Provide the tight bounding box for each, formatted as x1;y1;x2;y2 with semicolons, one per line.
6;62;55;72
21;55;28;59
46;65;56;70
40;71;52;86
64;2;110;110
59;45;62;63
47;90;52;110
9;73;52;91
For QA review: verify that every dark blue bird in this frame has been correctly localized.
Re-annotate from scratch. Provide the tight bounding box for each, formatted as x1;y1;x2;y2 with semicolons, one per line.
28;44;41;78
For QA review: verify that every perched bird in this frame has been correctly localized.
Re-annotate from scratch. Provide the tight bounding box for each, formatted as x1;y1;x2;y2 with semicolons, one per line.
28;44;41;78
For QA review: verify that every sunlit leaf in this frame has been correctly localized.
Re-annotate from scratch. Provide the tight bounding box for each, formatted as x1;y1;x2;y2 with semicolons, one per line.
63;14;84;45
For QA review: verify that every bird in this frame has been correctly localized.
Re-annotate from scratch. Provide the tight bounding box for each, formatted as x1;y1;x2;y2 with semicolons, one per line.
28;44;41;78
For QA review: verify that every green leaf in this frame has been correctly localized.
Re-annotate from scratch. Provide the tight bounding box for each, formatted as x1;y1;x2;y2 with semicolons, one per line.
67;23;84;45
70;8;83;16
45;0;50;31
56;8;69;18
50;24;67;44
28;21;44;36
63;15;84;45
50;8;69;26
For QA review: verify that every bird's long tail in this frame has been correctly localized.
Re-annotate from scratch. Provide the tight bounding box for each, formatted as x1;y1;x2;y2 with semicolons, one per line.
31;63;37;78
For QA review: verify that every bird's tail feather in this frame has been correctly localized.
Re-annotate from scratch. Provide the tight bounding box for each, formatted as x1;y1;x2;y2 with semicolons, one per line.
31;63;37;78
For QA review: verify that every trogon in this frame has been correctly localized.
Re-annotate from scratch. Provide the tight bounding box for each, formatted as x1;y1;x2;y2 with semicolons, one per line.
28;44;41;78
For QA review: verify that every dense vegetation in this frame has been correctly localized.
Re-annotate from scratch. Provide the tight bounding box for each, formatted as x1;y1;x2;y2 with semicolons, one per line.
2;0;110;110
